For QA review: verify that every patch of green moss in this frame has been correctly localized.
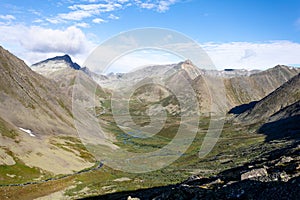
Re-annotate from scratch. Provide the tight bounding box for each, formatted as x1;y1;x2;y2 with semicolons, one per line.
0;148;45;185
51;136;95;163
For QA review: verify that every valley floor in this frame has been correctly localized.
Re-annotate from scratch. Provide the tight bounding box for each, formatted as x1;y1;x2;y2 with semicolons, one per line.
1;117;299;200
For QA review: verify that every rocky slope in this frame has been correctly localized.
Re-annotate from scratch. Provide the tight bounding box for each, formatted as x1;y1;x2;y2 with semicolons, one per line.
189;62;299;114
224;65;300;107
95;60;225;116
0;47;74;136
31;54;117;150
236;72;300;124
0;46;95;175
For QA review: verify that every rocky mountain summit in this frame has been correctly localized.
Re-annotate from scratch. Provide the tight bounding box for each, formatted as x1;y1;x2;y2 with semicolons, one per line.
31;54;81;76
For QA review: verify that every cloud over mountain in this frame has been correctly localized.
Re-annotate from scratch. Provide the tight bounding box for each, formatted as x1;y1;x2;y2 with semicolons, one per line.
0;24;95;64
202;41;300;69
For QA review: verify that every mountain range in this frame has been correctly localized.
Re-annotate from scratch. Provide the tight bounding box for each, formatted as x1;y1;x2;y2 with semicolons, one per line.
31;55;300;116
0;45;299;199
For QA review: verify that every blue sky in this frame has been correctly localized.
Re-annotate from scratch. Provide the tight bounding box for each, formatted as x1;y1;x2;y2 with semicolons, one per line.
1;0;300;71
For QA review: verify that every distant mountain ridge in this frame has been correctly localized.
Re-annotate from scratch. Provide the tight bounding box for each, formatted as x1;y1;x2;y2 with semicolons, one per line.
203;68;261;78
31;56;300;116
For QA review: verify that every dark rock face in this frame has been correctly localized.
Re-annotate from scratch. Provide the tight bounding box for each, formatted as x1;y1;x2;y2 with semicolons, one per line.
258;115;300;142
229;101;258;114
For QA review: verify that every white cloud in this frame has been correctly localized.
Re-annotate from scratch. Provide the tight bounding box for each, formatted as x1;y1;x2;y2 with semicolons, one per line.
21;26;90;54
92;18;106;23
58;10;94;21
0;15;16;25
28;9;42;16
43;1;179;24
84;0;100;2
118;0;129;3
51;2;122;22
106;49;182;74
108;14;120;20
75;22;90;28
46;18;62;24
202;41;300;70
69;3;122;12
241;49;256;60
0;24;95;65
33;19;43;23
0;14;16;20
134;0;178;12
140;3;155;9
157;0;177;12
69;4;100;11
1;22;299;72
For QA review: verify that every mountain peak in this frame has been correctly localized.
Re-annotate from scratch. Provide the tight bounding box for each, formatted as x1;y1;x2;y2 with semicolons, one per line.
179;59;202;79
274;64;288;68
33;54;81;70
54;54;72;63
272;64;290;71
31;54;81;76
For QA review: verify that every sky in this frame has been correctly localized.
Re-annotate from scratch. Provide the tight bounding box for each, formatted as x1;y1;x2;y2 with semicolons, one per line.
1;0;300;72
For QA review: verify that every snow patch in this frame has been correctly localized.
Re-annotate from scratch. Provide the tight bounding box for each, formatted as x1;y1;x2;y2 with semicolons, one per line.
19;127;36;137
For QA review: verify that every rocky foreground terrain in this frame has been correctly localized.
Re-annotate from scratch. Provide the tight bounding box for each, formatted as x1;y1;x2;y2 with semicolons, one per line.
85;141;300;200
